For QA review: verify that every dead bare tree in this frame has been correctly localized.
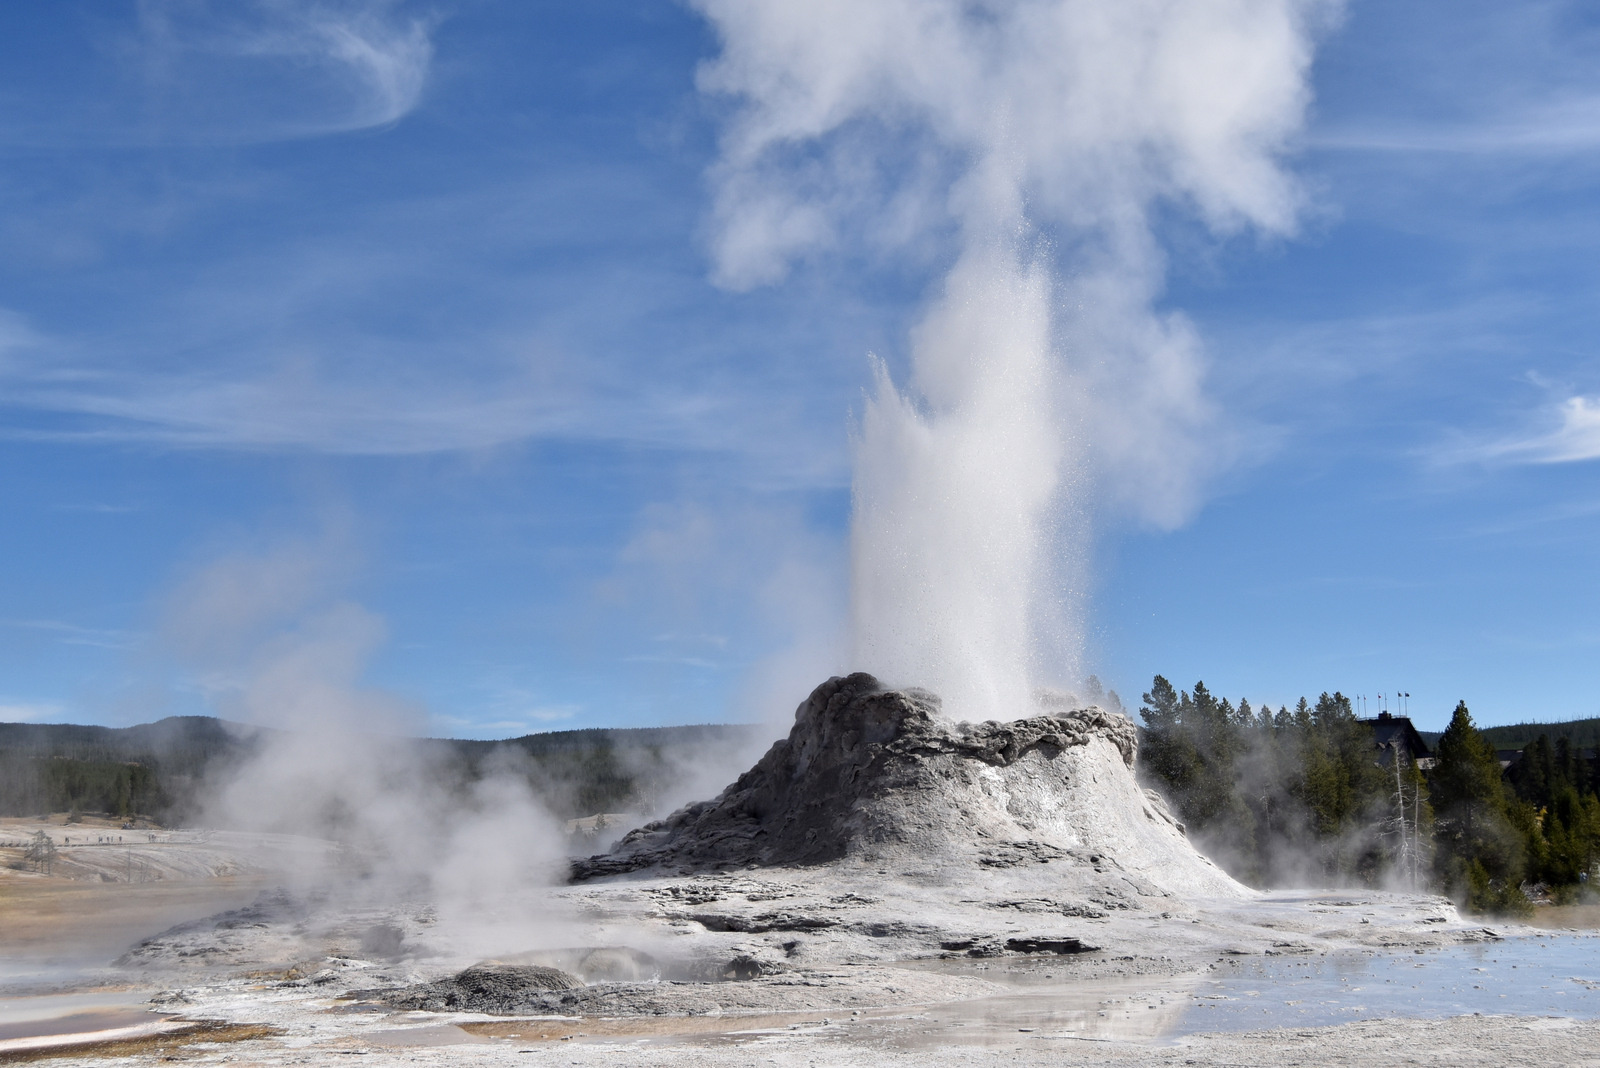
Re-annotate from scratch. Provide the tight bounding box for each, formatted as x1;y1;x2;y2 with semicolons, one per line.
24;830;57;874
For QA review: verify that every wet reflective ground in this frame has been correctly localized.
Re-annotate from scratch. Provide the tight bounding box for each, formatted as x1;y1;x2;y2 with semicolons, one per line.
467;936;1600;1052
1176;934;1600;1035
5;935;1598;1057
0;991;179;1054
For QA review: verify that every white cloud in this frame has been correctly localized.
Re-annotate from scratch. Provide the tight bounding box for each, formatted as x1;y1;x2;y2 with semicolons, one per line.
1479;395;1600;464
133;0;436;141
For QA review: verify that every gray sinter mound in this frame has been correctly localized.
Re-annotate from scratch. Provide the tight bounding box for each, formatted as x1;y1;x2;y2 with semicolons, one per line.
571;672;1242;899
380;965;582;1014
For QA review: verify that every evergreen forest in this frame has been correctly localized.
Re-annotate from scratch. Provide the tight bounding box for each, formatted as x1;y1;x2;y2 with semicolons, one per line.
1137;676;1600;914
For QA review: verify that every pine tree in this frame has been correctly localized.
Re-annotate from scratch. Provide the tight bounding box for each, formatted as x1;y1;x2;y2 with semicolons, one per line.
1139;676;1198;803
1141;676;1180;732
1253;700;1275;731
1509;734;1554;808
1430;701;1528;913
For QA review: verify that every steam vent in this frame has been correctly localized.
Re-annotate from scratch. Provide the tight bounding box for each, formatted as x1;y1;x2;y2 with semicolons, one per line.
573;673;1245;900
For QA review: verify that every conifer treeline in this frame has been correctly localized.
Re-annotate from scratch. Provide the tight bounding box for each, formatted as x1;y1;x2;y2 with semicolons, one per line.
0;753;168;819
1137;676;1600;913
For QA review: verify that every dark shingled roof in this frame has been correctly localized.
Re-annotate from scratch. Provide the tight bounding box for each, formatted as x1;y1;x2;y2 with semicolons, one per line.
1361;712;1430;764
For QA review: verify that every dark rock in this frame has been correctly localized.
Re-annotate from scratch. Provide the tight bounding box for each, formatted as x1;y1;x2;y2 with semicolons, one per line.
1003;937;1095;954
977;841;1073;867
721;955;767;980
687;911;838;933
940;937;1004;957
855;920;943;939
380;964;583;1014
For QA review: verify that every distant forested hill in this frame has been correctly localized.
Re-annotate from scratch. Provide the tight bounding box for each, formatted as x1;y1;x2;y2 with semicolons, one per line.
0;717;257;821
435;724;770;818
0;716;767;823
1416;717;1600;752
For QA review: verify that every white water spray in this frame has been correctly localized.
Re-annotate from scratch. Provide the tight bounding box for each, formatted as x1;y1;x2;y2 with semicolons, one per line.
694;0;1334;718
852;243;1068;718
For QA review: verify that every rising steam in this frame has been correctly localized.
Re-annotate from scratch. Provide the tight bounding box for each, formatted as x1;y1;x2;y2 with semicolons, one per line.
162;535;569;954
692;0;1334;718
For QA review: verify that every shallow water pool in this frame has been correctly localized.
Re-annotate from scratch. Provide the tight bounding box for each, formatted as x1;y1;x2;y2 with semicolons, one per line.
1175;934;1600;1034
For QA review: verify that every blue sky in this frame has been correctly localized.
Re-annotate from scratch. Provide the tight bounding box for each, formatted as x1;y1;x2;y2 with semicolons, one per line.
1;0;1597;737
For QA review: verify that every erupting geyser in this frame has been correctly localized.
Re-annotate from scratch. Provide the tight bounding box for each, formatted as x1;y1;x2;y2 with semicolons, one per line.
694;0;1326;720
575;673;1244;901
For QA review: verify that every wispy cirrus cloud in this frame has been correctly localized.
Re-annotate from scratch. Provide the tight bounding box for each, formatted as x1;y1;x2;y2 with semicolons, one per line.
0;180;865;487
1315;95;1600;155
0;319;849;491
2;356;596;455
0;1;438;148
0;10;872;492
132;0;437;141
1302;0;1600;160
1470;394;1600;465
0;618;137;650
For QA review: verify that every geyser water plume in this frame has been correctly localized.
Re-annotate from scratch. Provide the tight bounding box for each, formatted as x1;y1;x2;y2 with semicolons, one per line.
852;242;1072;719
693;0;1334;719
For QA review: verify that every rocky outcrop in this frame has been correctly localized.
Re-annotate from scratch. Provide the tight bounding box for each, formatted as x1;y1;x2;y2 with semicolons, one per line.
379;964;582;1014
572;673;1243;899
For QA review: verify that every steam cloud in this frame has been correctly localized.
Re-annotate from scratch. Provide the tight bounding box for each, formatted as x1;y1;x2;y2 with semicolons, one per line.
163;536;568;954
692;0;1335;718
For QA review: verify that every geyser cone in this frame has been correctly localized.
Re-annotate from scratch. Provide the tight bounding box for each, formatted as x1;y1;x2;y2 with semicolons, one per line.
574;673;1245;900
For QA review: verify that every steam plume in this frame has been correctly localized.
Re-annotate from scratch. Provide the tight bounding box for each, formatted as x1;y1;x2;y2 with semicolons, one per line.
693;0;1334;718
162;536;567;954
